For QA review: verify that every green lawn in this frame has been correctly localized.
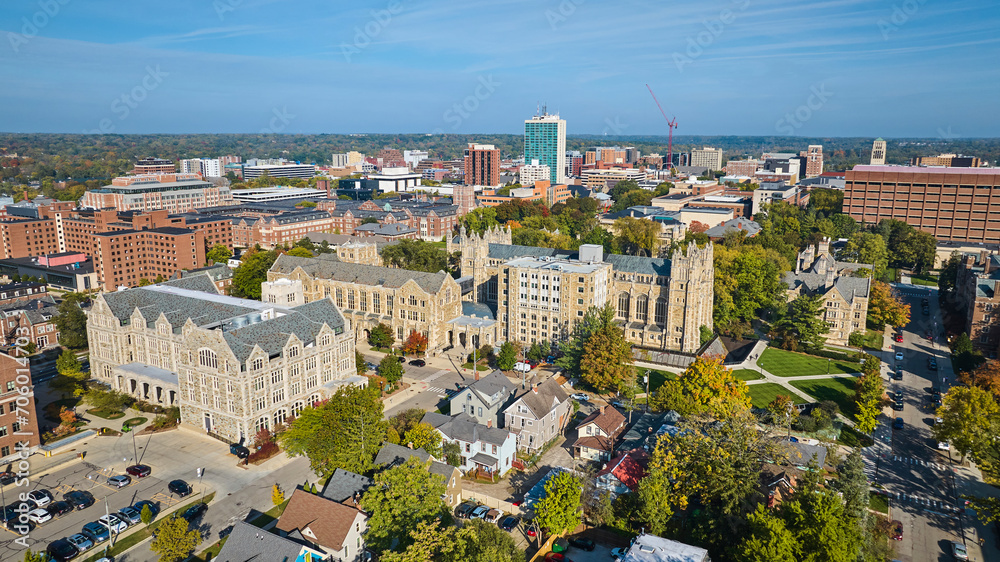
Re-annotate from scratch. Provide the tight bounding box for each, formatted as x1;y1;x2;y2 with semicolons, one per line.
869;491;889;514
789;377;858;418
910;277;937;287
838;425;875;447
634;368;676;393
759;348;861;377
860;330;884;350
732;369;765;381
748;383;807;408
87;407;126;420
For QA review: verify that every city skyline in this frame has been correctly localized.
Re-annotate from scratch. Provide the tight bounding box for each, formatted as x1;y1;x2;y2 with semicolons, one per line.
1;0;997;137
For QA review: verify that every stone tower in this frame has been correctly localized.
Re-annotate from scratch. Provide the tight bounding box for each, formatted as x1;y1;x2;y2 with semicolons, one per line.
669;241;715;352
870;138;886;165
455;225;512;303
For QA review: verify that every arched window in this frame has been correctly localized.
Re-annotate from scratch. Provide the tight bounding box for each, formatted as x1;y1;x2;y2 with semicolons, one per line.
617;293;631;319
636;295;649;323
198;349;218;369
273;409;288;427
654;298;667;325
254;416;269;435
291;400;304;417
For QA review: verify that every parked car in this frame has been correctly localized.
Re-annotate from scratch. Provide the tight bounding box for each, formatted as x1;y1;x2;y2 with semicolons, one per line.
27;507;52;524
408;359;426;367
894;334;903;343
930;386;942;396
27;489;52;507
67;532;94;551
938;441;951;451
46;501;73;517
181;502;207;522
513;361;532;373
98;514;128;533
893;417;904;430
396;356;406;363
952;541;968;560
895;351;904;361
126;464;152;478
46;539;79;562
455;501;478;519
891;520;903;540
65;490;95;510
499;515;519;531
0;472;15;485
928;358;937;370
892;370;904;380
892;391;904;401
544;554;572;562
132;500;160;518
484;509;503;524
922;307;930;316
569;537;595;551
82;521;110;543
5;517;33;532
230;442;250;459
107;475;131;488
469;505;490;520
892;401;904;411
570;393;588;401
117;506;142;525
169;479;192;497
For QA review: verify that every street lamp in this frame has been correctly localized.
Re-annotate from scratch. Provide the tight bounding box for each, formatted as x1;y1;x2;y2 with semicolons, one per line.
827;358;831;374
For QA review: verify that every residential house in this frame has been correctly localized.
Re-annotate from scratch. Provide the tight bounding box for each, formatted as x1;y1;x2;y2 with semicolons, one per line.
275;488;368;562
448;369;516;427
373;442;463;507
214;521;328;562
321;468;372;507
0;297;60;353
573;405;626;461
502;378;571;452
761;463;801;508
781;438;827;470
620;533;711;562
421;412;517;478
595;448;649;498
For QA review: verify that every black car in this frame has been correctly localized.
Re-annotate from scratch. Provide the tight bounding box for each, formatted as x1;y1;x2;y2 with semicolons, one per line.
132;500;160;518
64;490;95;510
892;401;904;411
396;356;406;363
126;464;152;478
181;502;207;522
230;443;250;459
0;472;15;486
930;386;942;396
455;501;478;519
46;538;79;562
408;359;426;367
928;358;938;371
892;370;903;381
569;537;596;551
5;517;33;533
169;480;192;497
892;391;904;402
46;501;73;517
499;515;519;531
893;417;904;430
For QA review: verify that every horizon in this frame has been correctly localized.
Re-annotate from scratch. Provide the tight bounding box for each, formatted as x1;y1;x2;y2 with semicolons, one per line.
2;0;997;137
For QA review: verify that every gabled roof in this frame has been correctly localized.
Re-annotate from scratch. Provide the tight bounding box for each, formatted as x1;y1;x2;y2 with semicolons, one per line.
276;489;364;552
270;254;450;293
464;370;516;406
578;406;626;435
421;412;513;447
373;442;456;482
506;378;568;420
222;298;347;362
574;435;614;453
596;448;649;492
320;468;372;505
214;521;308;562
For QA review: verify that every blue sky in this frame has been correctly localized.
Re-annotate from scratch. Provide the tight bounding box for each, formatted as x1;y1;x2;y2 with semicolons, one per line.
1;0;997;136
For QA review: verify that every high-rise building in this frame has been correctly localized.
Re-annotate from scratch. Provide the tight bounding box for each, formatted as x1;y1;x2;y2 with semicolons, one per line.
463;144;500;187
346;151;365;166
524;110;566;184
81;174;234;212
519;160;551;186
690;147;724;171
725;159;761;177
870;138;887;165
179;158;223;177
565;151;583;177
331;154;348;168
404;150;430;169
802;145;824;178
132;157;175;175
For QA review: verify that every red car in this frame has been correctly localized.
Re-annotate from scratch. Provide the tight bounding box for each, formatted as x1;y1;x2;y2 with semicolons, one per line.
544;554;572;562
894;334;903;343
126;464;151;478
891;520;903;541
526;527;537;538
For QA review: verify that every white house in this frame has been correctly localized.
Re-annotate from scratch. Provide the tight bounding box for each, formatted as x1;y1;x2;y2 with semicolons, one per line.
421;412;517;478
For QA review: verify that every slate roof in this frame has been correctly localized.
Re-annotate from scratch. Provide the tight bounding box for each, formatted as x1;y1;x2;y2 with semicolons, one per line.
704;217;762;239
373;442;456;482
271;254;450;293
319;468;372;504
160;273;222;294
464;370;516;405
486;244;672;277
354;223;417;236
222;298;347;362
182;263;233;281
276;489;363;553
781;438;828;468
213;521;307;562
783;272;871;304
506;378;568;420
421;412;513;447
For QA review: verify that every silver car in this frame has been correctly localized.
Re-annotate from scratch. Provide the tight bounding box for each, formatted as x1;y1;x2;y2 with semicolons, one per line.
117;506;142;525
67;533;94;551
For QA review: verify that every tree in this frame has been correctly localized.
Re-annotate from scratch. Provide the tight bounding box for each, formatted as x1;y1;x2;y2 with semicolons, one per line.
356;350;368;375
360;457;450;553
613;216;660;257
462;207;499;234
140;503;155;526
206;243;232;265
453;518;523;561
497;341;518;371
610;189;653;212
380;520;457;562
938;251;961;297
22;551;46;562
231;249;279;299
403;422;442;458
952;333;985;373
534;471;582;537
867;281;910;328
381;239;448;273
443;441;462;467
713;246;786;333
526;342;543;361
278;385;388;478
369;323;395;349
402;331;428;356
840;232;888;277
609;180;640;201
767;394;798;437
378;355;404;385
51;348;87;397
932;385;1000;464
835;448;869;521
853;370;884;435
650;356;751;418
286;246;313;258
809;188;844;214
150;514;202;562
775;294;829;350
736;505;799;562
579;324;634;394
54;294;88;349
556;303;616;378
272;483;285;506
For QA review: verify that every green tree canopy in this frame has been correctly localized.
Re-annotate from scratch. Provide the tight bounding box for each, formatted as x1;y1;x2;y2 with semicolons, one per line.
774;294;829;351
54;295;88;349
369;323;395;349
534;471;582;537
379;355;404;385
613;216;660;257
360;457;450;554
403;422;442;458
650;356;751;417
381;239;448;273
150;515;202;562
497;341;518;371
579;323;634;394
206;243;233;265
231;249;279;299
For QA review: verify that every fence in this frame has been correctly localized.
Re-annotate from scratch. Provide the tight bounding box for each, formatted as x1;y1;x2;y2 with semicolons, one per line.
462;489;523;516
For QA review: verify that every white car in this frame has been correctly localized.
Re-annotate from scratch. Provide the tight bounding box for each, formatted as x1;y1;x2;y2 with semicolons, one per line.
570;393;589;401
27;490;52;507
895;351;904;361
513;362;532;373
938;441;951;451
27;508;52;524
98;514;128;533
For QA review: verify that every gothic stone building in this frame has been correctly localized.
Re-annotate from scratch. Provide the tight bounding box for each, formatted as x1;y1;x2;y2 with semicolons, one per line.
87;274;360;444
449;226;714;354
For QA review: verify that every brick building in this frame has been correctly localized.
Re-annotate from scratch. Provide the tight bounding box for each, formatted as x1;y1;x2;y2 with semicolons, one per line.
0;351;40;463
93;227;207;291
87;275;360;445
845;165;1000;244
132;157;176;175
464;144;501;187
81;174;233;213
955;251;1000;355
0;282;47;306
0;297;60;353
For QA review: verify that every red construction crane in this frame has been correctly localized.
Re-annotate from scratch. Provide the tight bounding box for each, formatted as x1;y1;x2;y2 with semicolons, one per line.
646;84;678;170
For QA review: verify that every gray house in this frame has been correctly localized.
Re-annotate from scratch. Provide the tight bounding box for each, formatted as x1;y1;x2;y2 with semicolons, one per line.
449;369;517;427
502;378;571;452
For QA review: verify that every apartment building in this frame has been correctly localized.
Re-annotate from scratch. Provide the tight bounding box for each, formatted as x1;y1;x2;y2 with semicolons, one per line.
464;144;501;187
0;282;47;306
519;160;551;187
81;174;234;213
0;351;40;463
802;145;824;178
132;157;175;175
242;164;316;180
581;167;646;190
87;275;359;444
0;297;60;352
93;226;206;291
477;180;570;208
726;159;761;177
845;165;1000;244
690;147;724;171
954;252;1000;355
524;111;566;184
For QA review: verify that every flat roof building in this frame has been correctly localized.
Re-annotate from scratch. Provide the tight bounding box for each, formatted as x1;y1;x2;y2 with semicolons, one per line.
231;187;328;203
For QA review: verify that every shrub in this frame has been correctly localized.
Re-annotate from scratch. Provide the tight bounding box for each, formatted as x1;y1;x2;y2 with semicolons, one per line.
248;441;279;463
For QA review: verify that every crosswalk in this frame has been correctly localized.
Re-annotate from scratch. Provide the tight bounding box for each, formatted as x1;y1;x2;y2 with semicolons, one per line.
890;455;950;471
887;490;961;516
426;386;448;395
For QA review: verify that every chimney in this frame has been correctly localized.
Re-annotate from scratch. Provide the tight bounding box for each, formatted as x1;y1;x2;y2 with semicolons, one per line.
487;420;492;428
982;251;991;274
600;405;606;415
532;386;538;394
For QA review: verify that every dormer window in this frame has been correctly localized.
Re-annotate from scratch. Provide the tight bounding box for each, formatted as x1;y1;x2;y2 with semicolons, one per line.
288;346;299;358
